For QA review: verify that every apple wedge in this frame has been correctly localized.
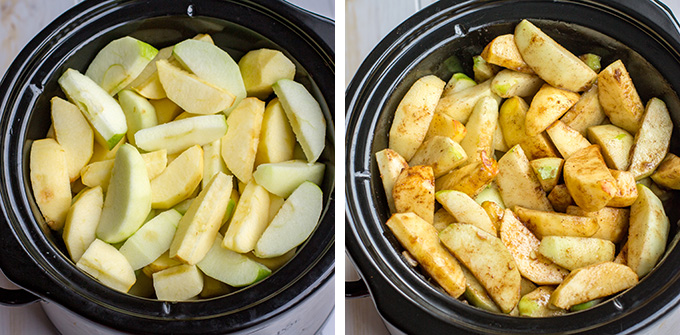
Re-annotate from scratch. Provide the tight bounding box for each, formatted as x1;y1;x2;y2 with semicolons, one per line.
550;262;638;310
255;98;296;166
252;160;325;198
134;114;227;154
564;145;617;212
202;138;229;189
385;213;467;298
440;223;521;313
628;98;673;180
518;287;566;317
254;181;323;258
436;190;496;236
273;79;326;163
239;48;296;100
222;181;271;253
627;184;670;277
173;39;246;114
58;68;127;150
514;19;597;92
127;45;173;99
150;145;203;209
374;149;409;213
393;165;435;224
151;98;183;124
221;97;265;183
157;59;235;115
169;172;233;265
198;233;271;287
499;209;569;285
85;36;158;95
525;84;580;136
538;236;615;270
51;97;93;181
80;149;167;191
409;135;467;178
76;239;136;293
117;89;158;146
515;206;599;239
63;186;103;262
496;144;552;211
153;264;203;301
119;209;182;270
30;138;72;230
96;144;152;243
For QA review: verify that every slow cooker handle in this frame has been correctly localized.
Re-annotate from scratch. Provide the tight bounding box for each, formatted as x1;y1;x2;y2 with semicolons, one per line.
346;279;370;299
0;287;40;306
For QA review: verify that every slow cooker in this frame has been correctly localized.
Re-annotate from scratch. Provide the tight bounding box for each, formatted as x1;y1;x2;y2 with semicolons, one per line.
0;0;335;334
346;0;680;333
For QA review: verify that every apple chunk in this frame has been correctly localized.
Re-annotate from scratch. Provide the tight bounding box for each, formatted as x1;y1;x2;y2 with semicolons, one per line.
252;160;325;198
58;68;127;150
119;209;182;270
63;186;103;262
157;59;235;115
85;36;158;95
222;181;271;253
627;184;670;277
173;39;246;114
254;98;296;166
273;79;326;163
169;172;233;265
117;89;158;146
221;97;265;183
76;239;136;293
134;114;227;155
153;264;203;301
198;233;271;287
96;144;152;244
51;97;93;181
30;138;72;230
239;48;296;100
150;145;203;209
254;181;323;258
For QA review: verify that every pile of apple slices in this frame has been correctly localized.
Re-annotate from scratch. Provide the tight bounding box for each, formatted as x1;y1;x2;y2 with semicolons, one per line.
29;33;327;301
378;19;677;316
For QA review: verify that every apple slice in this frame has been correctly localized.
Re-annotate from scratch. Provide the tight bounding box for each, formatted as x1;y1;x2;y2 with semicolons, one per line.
63;186;103;262
254;181;323;258
173;39;246;114
255;98;296;166
198;233;271;287
30;139;72;230
239;48;296;100
272;79;326;163
117;90;158;146
221;97;265;182
80;149;167;191
134;114;227;154
51;97;93;181
76;239;136;293
202;138;230;189
151;145;203;209
252;160;325;198
152;264;203;301
128;46;173;99
222;181;271;253
58;68;127;150
96;144;152;243
169;172;233;265
142;251;182;278
85;36;158;95
157;59;235;115
119;209;182;270
151;98;183;124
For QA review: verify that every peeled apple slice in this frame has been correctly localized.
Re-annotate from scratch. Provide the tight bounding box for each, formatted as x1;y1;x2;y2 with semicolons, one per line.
254;181;323;258
173;39;246;114
58;69;128;150
119;209;182;270
252;160;325;198
157;59;235;115
96;144;152;244
134;114;227;155
272;79;326;163
76;239;136;293
198;233;271;287
85;36;158;95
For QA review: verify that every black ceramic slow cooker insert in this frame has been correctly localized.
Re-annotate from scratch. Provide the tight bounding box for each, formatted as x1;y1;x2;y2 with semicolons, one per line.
0;0;335;334
346;0;680;334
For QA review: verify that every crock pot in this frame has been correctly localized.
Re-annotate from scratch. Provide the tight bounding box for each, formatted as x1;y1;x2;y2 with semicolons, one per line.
346;0;680;333
0;0;335;334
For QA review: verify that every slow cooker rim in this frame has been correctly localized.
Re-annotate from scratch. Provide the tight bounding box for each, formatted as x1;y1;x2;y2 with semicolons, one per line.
0;0;335;333
345;0;680;333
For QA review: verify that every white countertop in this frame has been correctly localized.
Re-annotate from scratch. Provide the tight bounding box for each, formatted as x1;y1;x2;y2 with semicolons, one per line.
0;0;335;334
345;0;680;334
